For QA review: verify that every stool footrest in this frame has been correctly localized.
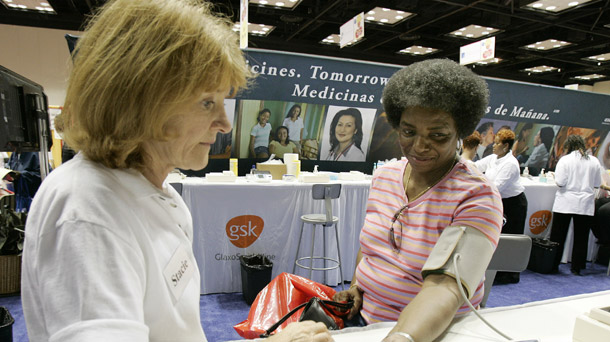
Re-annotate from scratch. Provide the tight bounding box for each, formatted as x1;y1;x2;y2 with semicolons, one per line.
295;256;340;271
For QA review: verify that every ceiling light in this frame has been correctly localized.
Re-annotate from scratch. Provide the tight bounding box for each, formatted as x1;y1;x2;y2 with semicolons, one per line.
583;52;610;63
319;34;363;46
364;7;415;25
522;65;560;73
397;45;439;56
573;74;607;80
250;0;302;9
522;39;572;51
232;22;275;37
448;24;500;39
0;0;56;13
475;58;503;65
524;0;594;13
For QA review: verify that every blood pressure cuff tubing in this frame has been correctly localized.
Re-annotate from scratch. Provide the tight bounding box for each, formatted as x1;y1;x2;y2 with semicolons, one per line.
421;225;495;299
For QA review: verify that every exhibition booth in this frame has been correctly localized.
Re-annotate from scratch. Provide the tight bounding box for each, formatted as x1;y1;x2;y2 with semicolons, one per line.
177;172;599;294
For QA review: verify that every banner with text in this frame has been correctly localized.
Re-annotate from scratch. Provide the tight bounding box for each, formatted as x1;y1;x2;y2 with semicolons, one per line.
211;49;610;170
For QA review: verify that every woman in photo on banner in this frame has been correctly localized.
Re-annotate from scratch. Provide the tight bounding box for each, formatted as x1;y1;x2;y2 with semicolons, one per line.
282;104;305;153
320;107;366;162
249;108;272;159
20;0;332;341
521;126;555;175
333;59;503;342
269;126;299;160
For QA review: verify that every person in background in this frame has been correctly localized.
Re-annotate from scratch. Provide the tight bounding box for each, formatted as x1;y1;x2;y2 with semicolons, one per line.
269;126;298;160
512;123;533;163
54;113;76;163
475;128;528;284
321;108;366;161
550;134;603;276
592;172;610;245
521;126;554;175
0;152;8;169
461;130;481;162
20;1;331;341
3;151;42;211
601;138;610;169
334;59;503;342
282;104;305;153
249;108;272;159
476;121;494;159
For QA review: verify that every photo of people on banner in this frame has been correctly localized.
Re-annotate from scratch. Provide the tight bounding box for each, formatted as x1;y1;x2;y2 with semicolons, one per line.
233;100;327;160
215;97;610;167
318;106;376;162
469;120;608;175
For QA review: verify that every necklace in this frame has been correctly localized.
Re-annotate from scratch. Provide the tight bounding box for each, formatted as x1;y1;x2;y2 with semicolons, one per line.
406;155;458;202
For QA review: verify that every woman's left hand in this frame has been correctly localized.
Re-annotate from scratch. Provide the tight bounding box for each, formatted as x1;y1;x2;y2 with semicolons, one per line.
332;285;362;320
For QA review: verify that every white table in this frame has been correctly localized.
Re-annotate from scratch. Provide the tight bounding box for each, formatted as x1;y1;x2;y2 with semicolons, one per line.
228;290;610;342
180;178;370;294
521;176;598;262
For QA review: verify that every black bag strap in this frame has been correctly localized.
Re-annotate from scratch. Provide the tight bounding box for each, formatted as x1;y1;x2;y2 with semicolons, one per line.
260;297;353;338
315;298;354;315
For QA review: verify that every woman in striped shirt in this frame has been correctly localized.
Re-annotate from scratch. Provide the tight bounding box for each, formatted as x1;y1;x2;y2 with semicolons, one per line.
334;59;503;342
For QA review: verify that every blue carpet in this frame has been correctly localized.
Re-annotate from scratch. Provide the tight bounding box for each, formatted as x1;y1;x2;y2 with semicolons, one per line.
2;262;610;342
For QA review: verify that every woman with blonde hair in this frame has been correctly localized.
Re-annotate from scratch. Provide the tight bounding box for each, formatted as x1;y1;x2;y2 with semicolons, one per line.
20;1;331;341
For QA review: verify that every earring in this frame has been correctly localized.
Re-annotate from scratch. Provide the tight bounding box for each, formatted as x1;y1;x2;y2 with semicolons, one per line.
456;139;462;151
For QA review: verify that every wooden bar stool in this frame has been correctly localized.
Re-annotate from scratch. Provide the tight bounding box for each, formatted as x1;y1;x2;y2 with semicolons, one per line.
292;183;344;289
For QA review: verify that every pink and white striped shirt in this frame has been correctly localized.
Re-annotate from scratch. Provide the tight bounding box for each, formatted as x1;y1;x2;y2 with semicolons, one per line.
356;158;503;323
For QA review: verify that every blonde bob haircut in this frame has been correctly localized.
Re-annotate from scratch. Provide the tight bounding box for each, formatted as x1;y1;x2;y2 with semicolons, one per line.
62;0;253;170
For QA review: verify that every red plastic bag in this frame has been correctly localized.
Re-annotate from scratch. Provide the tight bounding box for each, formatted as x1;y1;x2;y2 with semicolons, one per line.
233;272;344;339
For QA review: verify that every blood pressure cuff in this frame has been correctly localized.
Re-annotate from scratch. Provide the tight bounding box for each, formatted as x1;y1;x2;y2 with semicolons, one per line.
421;225;495;299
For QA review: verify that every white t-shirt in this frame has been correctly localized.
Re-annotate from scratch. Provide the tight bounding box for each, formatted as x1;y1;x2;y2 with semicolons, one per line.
250;123;272;149
552;151;603;215
320;143;365;161
282;117;305;142
21;153;206;342
475;151;524;198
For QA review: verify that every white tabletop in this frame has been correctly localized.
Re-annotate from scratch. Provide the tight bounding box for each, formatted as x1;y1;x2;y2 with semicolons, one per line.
227;290;610;342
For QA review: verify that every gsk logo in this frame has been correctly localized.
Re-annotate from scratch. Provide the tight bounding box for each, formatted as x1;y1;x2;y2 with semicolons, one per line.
226;215;264;248
529;210;552;235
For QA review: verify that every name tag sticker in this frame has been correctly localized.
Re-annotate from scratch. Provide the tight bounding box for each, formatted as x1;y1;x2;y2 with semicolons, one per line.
163;244;195;301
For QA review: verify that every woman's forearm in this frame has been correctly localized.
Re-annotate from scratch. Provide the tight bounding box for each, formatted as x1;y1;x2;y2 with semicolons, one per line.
386;274;463;342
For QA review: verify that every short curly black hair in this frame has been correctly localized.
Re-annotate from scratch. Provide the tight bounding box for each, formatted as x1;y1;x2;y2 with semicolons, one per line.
382;59;489;139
